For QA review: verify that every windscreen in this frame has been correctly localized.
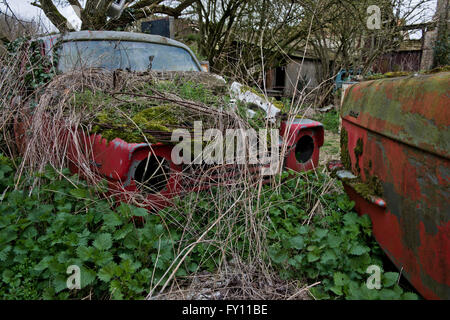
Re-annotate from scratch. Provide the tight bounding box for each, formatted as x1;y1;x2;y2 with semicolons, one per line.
57;40;200;72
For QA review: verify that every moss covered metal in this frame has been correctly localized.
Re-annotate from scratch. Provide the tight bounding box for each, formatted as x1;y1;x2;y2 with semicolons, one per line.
337;70;450;299
341;71;450;159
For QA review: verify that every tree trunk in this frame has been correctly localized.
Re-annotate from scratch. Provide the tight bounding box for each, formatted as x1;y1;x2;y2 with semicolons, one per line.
420;0;449;70
80;0;111;30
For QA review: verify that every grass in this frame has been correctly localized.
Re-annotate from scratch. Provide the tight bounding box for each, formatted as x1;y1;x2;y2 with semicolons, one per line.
319;130;341;167
313;110;340;134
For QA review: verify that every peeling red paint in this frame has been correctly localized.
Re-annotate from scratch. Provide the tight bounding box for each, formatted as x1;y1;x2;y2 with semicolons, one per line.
15;111;323;213
283;126;324;172
337;72;450;299
24;119;322;211
418;221;450;286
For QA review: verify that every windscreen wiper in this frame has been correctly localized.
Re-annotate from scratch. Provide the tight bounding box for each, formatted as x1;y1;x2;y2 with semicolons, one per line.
147;55;155;71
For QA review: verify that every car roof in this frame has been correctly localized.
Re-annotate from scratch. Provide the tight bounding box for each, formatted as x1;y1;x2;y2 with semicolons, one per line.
38;30;202;70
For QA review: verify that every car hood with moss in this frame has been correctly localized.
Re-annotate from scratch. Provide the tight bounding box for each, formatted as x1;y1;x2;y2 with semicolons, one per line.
32;31;281;130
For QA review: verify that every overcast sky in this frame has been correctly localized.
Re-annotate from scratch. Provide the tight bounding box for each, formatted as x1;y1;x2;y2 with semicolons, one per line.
0;0;438;37
0;0;83;32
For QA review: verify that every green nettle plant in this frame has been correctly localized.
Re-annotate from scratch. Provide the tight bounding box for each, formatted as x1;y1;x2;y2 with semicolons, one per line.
0;156;180;299
0;155;419;300
264;171;418;300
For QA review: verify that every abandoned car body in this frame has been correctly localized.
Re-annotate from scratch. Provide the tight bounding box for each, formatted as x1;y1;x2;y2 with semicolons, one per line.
13;31;324;210
329;71;450;299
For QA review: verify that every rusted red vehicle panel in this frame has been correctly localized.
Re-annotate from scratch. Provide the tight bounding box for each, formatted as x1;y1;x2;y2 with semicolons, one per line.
280;119;324;172
335;72;450;299
14;116;323;211
62;119;323;211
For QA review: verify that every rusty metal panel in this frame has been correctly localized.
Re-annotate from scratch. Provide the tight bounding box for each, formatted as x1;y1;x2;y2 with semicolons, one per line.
68;120;324;210
342;72;450;159
280;119;324;172
15;114;324;212
338;72;450;299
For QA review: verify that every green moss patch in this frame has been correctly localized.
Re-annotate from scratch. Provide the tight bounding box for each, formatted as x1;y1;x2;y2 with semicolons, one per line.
347;174;383;201
70;75;229;143
340;127;351;171
49;71;289;145
354;138;364;174
91;104;186;144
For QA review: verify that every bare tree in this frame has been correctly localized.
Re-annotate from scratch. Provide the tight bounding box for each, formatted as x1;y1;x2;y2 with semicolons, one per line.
25;0;196;31
297;0;434;105
191;0;310;79
0;13;40;42
4;0;438;99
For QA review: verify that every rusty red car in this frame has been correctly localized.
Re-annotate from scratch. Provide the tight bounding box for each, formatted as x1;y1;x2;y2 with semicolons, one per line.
13;31;324;210
329;71;450;299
